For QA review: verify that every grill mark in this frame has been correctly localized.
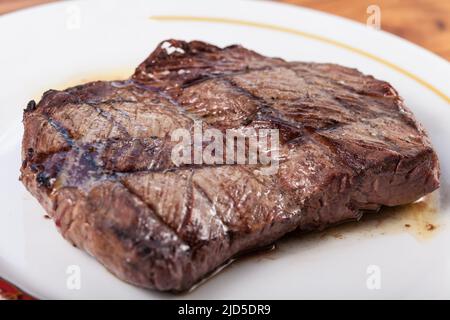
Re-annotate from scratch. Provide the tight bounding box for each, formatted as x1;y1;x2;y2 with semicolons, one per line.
287;64;403;122
223;77;297;125
224;77;348;135
231;166;293;223
221;77;317;145
120;180;190;249
119;80;201;126
177;171;194;233
47;116;76;147
390;157;403;185
222;77;268;106
84;102;131;139
25;147;72;167
192;179;230;237
216;66;377;135
311;133;364;176
179;65;276;89
113;162;258;177
127;79;164;93
107;102;133;119
86;98;137;105
148;63;284;126
289;65;365;95
27;114;76;189
38;87;135;112
105;93;192;133
216;174;242;222
157;90;202;123
40;113;117;189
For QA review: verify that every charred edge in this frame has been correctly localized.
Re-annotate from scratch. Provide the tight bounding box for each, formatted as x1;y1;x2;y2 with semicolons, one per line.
47;117;75;147
36;171;52;188
24;100;37;113
30;163;43;173
21;147;35;170
27;148;34;160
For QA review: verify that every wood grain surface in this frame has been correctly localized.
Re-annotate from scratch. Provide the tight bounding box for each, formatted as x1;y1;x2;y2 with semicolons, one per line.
1;0;449;60
281;0;450;60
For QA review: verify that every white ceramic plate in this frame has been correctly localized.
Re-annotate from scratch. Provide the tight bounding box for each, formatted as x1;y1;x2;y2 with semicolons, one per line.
1;0;449;300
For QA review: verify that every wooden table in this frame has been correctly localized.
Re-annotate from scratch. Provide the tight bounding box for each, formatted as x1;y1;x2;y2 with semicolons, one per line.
1;0;449;60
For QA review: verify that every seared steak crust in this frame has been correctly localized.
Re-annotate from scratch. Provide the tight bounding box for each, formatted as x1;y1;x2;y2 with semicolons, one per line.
20;40;439;291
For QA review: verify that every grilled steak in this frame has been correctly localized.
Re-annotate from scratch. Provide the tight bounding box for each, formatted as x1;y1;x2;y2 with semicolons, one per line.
20;39;440;292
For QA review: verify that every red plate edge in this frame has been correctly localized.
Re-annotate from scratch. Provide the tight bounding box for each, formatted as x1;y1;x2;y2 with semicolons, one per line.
0;277;36;300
